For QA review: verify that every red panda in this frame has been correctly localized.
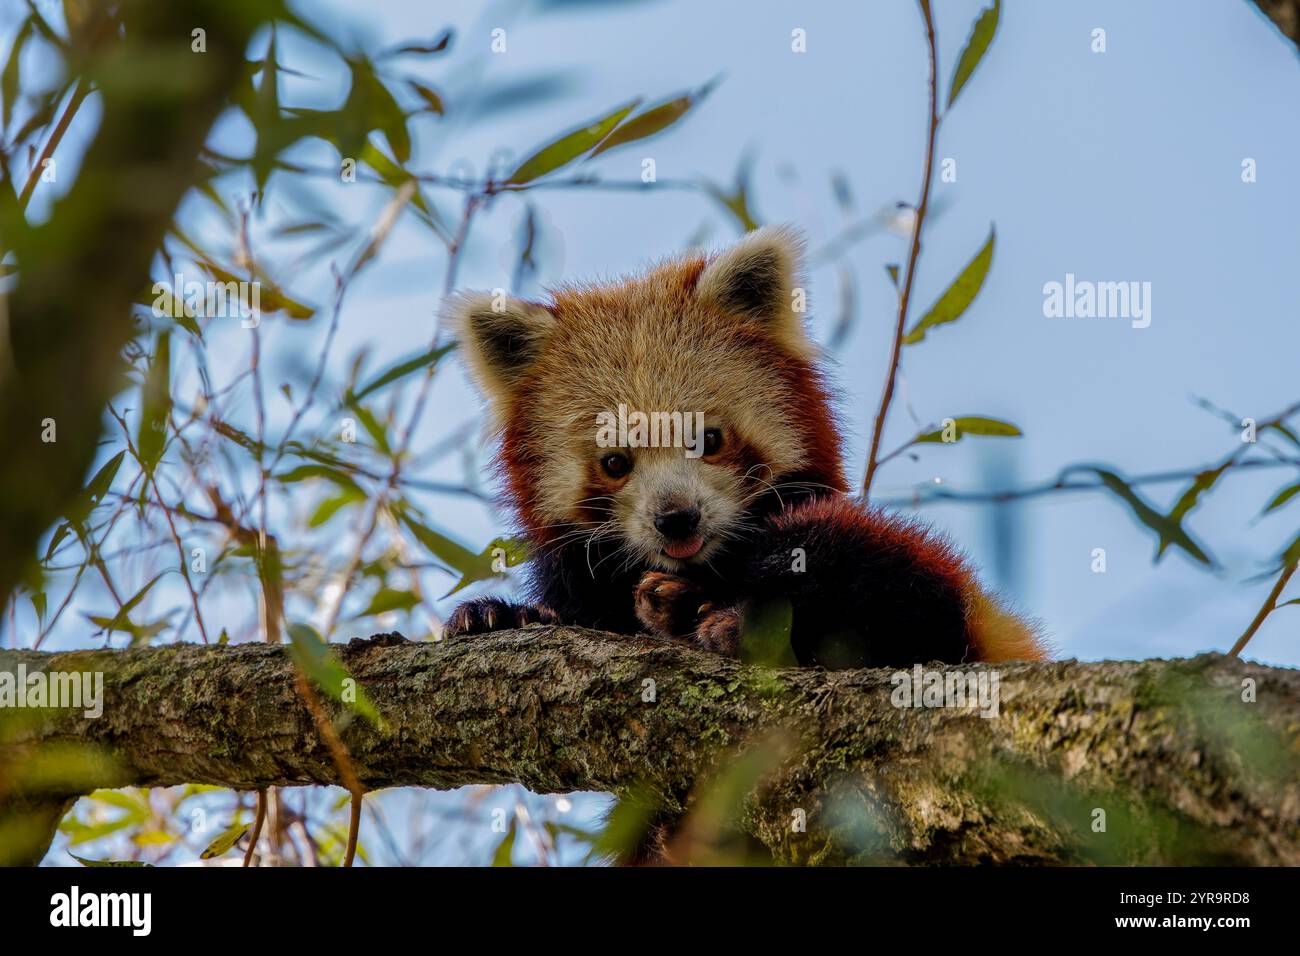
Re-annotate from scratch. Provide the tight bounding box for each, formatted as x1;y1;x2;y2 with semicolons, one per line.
445;226;1046;667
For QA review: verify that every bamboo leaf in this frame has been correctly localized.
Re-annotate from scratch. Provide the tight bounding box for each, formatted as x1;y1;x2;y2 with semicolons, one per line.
356;141;445;236
353;587;419;619
407;81;444;115
88;789;149;813
276;464;364;497
85;572;170;641
1264;421;1300;449
67;449;126;530
286;623;382;728
85;614;172;647
2;19;32;133
703;154;759;232
309;489;364;528
137;333;172;473
398;513;483;573
70;855;153;867
506;100;640;185
446;536;530;597
251;31;281;193
114;572;166;622
491;817;517;867
388;30;453;57
199;259;314;319
398;513;525;597
25;2;66;53
1263;481;1300;514
1158;462;1229;557
947;0;1000;108
211;419;265;457
589;78;716;157
200;821;250;860
344;401;391;455
348;343;455;403
902;226;995;345
340;58;411;164
1089;468;1213;566
1281;532;1300;569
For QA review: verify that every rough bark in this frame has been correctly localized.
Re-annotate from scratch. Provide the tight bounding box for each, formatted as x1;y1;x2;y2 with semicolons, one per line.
2;628;1298;866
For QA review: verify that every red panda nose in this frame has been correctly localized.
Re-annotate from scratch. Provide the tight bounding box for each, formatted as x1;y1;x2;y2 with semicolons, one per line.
654;507;701;540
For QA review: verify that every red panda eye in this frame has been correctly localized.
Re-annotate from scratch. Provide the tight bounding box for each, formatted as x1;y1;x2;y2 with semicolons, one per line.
601;453;631;479
703;428;723;456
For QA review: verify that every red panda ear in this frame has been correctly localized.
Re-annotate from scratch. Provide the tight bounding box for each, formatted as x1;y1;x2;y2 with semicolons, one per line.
696;225;813;357
446;290;555;402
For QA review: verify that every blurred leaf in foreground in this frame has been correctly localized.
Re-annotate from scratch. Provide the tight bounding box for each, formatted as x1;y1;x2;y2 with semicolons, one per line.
286;623;382;728
740;596;796;668
1087;468;1214;566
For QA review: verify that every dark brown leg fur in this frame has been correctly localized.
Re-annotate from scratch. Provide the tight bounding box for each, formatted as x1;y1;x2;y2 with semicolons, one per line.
634;572;706;637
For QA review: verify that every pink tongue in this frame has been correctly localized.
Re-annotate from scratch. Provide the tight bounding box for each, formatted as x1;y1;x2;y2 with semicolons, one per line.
664;536;704;560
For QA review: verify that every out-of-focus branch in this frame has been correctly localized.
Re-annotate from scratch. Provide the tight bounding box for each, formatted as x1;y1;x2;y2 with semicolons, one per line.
3;630;1299;866
1230;563;1297;657
879;456;1300;508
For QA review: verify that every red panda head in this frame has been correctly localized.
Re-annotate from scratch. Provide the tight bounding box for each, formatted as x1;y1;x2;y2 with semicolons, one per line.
448;226;847;570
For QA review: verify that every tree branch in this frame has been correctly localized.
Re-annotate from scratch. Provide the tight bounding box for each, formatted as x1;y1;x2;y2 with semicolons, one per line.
863;0;940;500
3;630;1298;865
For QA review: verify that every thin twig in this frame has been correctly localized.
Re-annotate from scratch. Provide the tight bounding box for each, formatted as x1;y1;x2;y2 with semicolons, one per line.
17;77;92;210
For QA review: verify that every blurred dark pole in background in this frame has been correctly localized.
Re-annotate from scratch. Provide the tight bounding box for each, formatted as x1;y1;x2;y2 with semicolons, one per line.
979;448;1026;605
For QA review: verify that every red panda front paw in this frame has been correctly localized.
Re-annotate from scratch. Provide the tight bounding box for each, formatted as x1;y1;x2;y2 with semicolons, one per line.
694;606;742;658
634;573;743;658
444;598;557;637
634;572;707;638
